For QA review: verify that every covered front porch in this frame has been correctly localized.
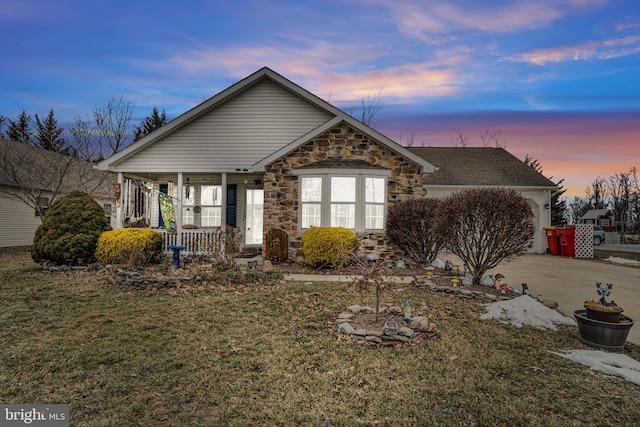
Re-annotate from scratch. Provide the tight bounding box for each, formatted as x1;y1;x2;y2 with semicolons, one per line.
113;171;265;254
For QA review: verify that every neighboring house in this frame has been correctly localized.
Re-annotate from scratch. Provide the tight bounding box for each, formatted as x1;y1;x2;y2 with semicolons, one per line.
97;67;556;259
0;138;116;247
580;209;615;231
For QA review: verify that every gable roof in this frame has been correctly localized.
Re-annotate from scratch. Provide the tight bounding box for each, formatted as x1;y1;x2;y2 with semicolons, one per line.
408;147;556;188
581;209;612;220
97;67;436;173
252;116;437;172
1;138;114;198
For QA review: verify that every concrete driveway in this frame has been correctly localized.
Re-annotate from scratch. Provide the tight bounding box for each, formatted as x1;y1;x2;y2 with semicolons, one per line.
486;254;640;344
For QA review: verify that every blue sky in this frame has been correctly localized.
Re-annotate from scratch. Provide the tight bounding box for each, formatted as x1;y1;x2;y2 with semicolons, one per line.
1;0;639;197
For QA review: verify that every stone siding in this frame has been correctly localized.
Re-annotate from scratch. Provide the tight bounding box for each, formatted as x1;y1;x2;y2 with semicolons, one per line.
263;121;423;262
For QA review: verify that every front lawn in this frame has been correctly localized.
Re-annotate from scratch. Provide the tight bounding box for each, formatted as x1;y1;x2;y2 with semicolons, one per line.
1;248;639;426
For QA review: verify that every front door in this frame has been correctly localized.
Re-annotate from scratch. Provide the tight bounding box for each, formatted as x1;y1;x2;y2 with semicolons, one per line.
245;189;264;245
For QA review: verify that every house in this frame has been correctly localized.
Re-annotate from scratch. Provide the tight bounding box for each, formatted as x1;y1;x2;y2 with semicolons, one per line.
580;209;615;231
97;67;556;259
0;138;116;247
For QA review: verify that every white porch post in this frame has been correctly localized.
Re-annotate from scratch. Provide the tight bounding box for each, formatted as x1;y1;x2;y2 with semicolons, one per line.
221;172;227;227
116;172;123;228
176;173;183;234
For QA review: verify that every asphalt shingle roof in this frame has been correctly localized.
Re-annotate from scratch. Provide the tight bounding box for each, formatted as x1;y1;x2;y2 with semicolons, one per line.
408;147;556;188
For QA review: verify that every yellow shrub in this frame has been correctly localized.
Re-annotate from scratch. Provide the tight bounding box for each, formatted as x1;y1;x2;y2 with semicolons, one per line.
95;228;162;266
301;227;360;267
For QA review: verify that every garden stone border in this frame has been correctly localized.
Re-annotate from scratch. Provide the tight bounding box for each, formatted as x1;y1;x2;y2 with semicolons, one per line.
336;304;437;346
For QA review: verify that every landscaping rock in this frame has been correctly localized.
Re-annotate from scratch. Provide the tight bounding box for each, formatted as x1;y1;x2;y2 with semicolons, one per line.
542;300;559;309
397;327;415;337
352;329;367;336
347;305;362;314
262;260;274;272
339;323;355;336
338;312;354;319
365;336;382;343
411;319;430;332
388;306;402;315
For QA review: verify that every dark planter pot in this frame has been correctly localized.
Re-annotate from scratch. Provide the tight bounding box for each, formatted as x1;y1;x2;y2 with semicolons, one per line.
574;310;634;352
584;306;623;323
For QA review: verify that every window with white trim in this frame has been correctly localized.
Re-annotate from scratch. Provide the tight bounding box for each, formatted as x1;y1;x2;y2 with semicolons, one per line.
200;185;222;227
299;172;387;231
182;185;195;225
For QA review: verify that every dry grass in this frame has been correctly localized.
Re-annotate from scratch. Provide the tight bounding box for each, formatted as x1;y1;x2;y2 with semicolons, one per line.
1;248;640;426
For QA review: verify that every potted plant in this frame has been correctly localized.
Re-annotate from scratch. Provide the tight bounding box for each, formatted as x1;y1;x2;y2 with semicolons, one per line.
574;283;634;352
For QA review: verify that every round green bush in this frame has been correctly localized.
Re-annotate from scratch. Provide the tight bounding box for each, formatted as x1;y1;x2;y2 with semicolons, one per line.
301;227;360;267
31;190;112;265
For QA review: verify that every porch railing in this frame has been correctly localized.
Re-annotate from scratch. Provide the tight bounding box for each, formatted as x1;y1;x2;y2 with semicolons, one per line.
159;229;226;255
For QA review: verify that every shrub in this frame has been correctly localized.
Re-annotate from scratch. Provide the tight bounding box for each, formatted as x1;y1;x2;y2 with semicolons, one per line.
386;198;443;265
301;227;360;267
95;228;162;267
31;190;112;265
435;187;535;284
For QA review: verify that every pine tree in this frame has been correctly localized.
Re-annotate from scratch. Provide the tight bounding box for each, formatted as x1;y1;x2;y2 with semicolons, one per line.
133;106;167;141
35;109;66;152
5;110;33;144
524;154;567;225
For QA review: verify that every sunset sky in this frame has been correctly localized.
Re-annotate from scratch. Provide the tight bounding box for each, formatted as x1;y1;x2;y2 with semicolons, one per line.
1;0;639;198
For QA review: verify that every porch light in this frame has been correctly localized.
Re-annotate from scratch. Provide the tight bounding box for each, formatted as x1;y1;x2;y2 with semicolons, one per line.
185;177;190;199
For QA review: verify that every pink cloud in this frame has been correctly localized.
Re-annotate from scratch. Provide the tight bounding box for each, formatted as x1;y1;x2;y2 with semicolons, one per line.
380;112;640;198
511;36;640;65
375;0;568;43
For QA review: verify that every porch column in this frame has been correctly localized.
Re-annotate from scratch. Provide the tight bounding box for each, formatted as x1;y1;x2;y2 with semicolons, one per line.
176;173;183;233
221;172;227;227
116;172;123;228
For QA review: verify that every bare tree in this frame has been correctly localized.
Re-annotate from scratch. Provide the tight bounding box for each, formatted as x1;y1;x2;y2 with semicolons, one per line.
70;96;135;161
607;169;634;239
436;187;535;284
480;128;505;148
0;138;114;221
386;198;443;265
352;89;383;128
568;196;590;224
586;177;608;210
451;128;468;147
404;131;416;147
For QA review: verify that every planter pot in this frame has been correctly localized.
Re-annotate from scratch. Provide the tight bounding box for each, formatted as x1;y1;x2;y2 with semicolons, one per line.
574;310;634;352
584;306;623;323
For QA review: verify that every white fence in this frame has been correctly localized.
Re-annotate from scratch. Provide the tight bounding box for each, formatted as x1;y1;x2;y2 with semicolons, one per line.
160;229;226;255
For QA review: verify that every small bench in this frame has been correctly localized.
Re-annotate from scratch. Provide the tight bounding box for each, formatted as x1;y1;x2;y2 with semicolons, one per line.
167;245;187;268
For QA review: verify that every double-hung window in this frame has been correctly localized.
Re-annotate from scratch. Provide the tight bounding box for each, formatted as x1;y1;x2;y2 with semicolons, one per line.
182;185;195;225
298;170;388;231
200;185;222;227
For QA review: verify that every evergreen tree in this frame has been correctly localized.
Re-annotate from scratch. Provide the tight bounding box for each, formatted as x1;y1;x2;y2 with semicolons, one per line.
35;109;66;152
5;110;33;144
133;106;167;141
524;154;567;225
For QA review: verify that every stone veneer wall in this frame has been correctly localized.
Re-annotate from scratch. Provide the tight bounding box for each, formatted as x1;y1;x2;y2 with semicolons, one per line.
263;121;424;262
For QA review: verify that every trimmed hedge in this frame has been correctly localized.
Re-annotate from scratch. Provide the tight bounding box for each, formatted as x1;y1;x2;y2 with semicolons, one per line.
95;228;162;266
31;190;112;265
301;227;360;267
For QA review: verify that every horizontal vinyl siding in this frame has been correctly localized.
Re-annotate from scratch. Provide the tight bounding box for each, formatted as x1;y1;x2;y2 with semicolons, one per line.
0;191;42;247
116;80;332;172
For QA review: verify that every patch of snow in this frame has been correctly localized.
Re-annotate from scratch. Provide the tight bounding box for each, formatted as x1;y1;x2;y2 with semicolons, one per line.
551;350;640;387
480;294;577;330
605;256;640;266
